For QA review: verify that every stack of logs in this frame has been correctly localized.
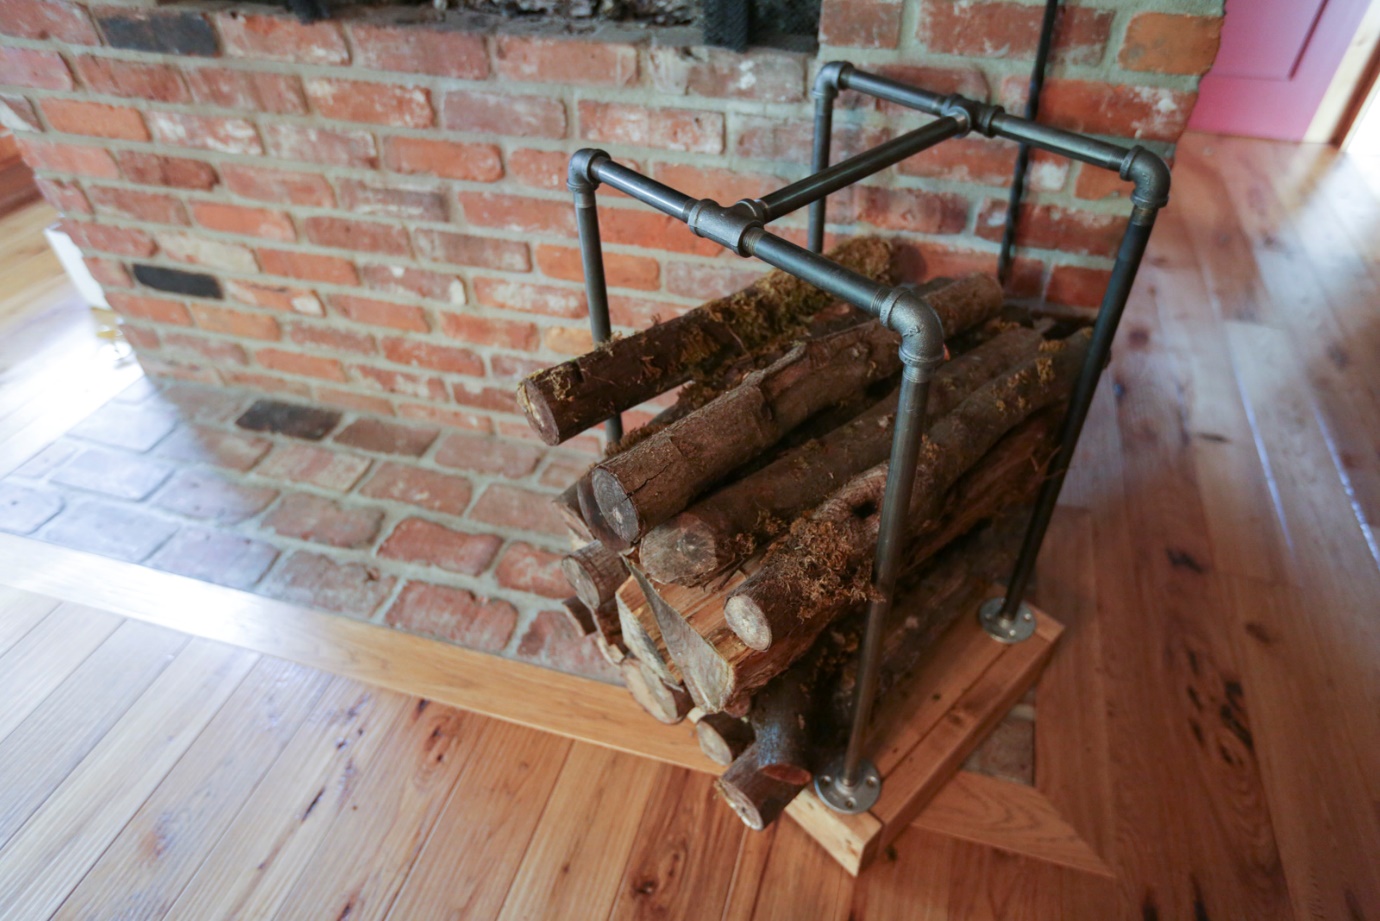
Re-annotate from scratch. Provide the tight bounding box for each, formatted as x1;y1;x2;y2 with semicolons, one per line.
518;237;1089;830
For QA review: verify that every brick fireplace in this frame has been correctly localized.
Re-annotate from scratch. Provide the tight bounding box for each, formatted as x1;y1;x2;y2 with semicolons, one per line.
0;0;1219;684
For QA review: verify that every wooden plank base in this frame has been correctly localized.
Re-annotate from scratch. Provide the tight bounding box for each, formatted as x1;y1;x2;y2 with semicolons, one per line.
786;585;1063;875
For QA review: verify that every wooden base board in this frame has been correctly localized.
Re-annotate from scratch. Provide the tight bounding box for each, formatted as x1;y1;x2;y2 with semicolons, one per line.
786;586;1063;875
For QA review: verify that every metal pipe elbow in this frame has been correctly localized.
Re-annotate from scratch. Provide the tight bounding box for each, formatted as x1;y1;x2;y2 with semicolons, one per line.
812;61;853;100
1121;147;1170;210
876;287;946;378
567;148;610;194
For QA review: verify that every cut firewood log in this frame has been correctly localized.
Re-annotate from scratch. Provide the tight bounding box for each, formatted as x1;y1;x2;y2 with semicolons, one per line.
715;742;805;831
595;635;626;667
639;324;1047;585
589;275;1005;545
695;712;755;766
750;669;813;784
518;237;897;446
555;484;593;543
651;410;1063;714
621;657;693;724
558;597;597;637
615;578;682;685
724;329;1090;654
560;542;627;611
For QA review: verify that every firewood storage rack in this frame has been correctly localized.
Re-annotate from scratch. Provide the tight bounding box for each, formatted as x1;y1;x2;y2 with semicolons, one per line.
564;62;1169;817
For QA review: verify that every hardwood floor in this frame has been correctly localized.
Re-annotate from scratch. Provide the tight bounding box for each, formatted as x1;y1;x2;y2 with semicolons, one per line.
0;135;1378;918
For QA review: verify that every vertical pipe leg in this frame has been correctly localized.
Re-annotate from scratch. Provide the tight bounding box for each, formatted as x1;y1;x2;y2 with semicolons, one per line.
571;180;622;447
983;206;1159;641
806;83;837;254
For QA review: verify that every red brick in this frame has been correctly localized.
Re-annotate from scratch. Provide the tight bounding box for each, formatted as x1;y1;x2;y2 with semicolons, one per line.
579;101;724;154
0;93;40;131
893;243;1044;300
314;387;395;416
191;201;296;242
330;294;428;332
84;256;132;288
351;365;447;402
336;179;447;223
472;277;585;319
117;151;218;190
733;113;888;162
492;35;637;86
976;199;1124;257
35;178;90;216
63;221;156;257
381;137;502;182
505;149;570;192
287;322;375;355
495;541;567;598
258;248;359;285
51;447;172;500
225;371;311;398
41;500;177;563
1047;265;1112;308
257;348;346;381
88;186;188;225
397;403;491;432
515;608;619;680
334;417;437;456
156;233;258;273
0;483;64;536
19;139;118;179
440;90;566;139
149;528;279;589
146;112;263;154
872;64;990;112
360;264;466;306
221;164;334;206
256;443;370;491
543;325;592;355
261;124;377;167
439;313;539;351
647;47;804;103
488;354;546;381
535;244;658;291
456;192;575;236
856;186;969;234
152;468;277;522
820;0;900;48
190;304;281;340
412;228;531;272
1120;13;1223;76
920;0;1112;65
610;294;693;328
161;331;246;366
538;451;588;488
450;382;518;414
0;0;98;43
74;57;188;102
303;216;411;257
379;518;501;575
119;325;162;352
359;462;472;514
305;77;432;128
1074;164;1132;201
155;425;270;471
598;208;722;256
897;136;1014;186
381;337;483;376
435;431;543;477
649;162;784;208
385;581;516;651
470;484;566;537
662;261;762;300
216;11;349;65
108;292;191;325
1035;80;1197;142
349;22;488;79
260;550;397;618
0;47;73;90
225;279;323;316
184;67;308;114
41;99;148;141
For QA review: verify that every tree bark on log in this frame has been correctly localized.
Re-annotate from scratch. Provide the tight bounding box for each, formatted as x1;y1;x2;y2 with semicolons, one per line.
749;669;813;784
724;329;1090;653
638;324;1047;585
695;712;754;766
621;657;693;724
518;237;897;446
715;742;804;831
560;542;627;611
559;596;597;637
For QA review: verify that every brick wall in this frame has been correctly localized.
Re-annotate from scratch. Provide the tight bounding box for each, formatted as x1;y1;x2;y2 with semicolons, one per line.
0;0;1223;447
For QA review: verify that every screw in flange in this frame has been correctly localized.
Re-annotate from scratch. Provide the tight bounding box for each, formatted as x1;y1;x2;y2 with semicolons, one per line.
978;597;1037;644
814;756;882;815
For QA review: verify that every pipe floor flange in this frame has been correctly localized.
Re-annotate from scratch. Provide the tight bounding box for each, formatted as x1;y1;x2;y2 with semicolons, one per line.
979;597;1037;644
814;757;882;814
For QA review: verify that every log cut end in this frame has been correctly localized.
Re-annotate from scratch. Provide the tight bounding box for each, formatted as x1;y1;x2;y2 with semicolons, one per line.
715;742;802;831
517;376;567;446
724;594;773;651
590;465;643;545
695;713;754;766
621;658;692;724
639;509;737;586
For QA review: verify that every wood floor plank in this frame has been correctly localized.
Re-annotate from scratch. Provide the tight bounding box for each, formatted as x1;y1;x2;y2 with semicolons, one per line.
273;702;483;921
0;639;257;919
0;586;60;656
386;719;572;921
718;823;777;921
164;678;416;921
607;766;745;921
52;657;333;921
0;603;121;745
497;743;661;921
748;818;852;921
0;619;186;850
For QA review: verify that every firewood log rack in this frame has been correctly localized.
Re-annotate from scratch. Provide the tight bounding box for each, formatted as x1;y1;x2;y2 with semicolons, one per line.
564;62;1169;817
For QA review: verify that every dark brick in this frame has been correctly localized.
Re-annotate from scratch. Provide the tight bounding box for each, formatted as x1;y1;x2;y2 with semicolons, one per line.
515;608;620;681
261;492;383;548
51;448;173;500
132;264;223;299
153;425;270;471
148;527;279;588
259;550;397;618
39;500;177;562
69;402;178;451
235;399;341;440
332;418;437;457
152;468;278;522
434;432;543;478
97;10;219;56
385;581;516;651
358;462;472;515
378;518;501;575
0;483;64;535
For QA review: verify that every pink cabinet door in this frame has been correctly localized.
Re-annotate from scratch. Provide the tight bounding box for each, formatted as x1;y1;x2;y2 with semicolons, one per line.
1190;0;1371;140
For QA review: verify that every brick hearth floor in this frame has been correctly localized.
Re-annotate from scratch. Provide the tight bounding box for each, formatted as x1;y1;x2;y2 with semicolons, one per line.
0;373;1034;782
